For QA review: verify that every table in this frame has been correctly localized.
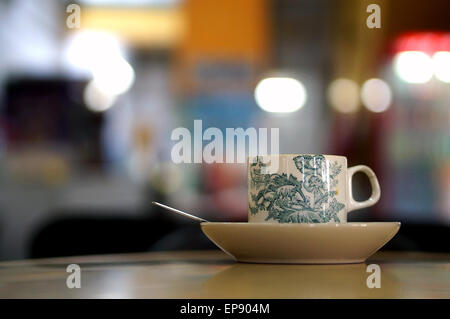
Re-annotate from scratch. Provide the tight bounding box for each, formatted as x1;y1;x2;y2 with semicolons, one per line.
0;250;449;298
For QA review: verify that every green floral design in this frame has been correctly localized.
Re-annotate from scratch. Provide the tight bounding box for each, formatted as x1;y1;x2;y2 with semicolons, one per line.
249;155;345;223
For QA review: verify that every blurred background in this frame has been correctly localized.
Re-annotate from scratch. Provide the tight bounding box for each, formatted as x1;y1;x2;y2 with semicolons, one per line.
0;0;449;261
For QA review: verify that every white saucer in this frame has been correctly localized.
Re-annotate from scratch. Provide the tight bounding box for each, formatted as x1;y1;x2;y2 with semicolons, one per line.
201;222;400;264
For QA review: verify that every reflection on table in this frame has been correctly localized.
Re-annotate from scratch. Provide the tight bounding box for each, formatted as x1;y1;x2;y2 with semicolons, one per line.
0;250;449;298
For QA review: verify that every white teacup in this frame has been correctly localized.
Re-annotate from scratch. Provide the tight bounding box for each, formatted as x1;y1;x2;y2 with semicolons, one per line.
248;154;380;223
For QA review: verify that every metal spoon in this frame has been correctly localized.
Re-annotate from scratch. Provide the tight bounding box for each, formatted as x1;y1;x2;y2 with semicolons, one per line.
152;201;208;223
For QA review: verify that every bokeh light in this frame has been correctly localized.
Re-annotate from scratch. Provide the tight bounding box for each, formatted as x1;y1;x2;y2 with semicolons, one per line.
64;30;135;96
394;51;433;83
64;30;124;72
92;55;135;95
361;78;392;113
254;77;307;113
433;51;450;83
83;81;117;112
327;78;360;113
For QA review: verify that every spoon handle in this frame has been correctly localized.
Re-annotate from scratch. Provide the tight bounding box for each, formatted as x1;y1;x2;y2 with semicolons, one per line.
152;201;208;223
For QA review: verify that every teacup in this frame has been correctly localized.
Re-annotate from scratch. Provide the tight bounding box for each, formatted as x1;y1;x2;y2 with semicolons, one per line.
247;154;380;223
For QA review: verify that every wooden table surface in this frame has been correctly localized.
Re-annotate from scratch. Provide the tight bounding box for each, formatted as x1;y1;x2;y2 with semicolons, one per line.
0;250;449;298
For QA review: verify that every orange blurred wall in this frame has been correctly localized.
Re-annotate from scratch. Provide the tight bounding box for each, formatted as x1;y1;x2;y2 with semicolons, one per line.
179;0;270;63
175;0;271;93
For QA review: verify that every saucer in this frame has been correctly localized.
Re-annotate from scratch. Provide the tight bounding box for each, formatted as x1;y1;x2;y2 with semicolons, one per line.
201;222;400;264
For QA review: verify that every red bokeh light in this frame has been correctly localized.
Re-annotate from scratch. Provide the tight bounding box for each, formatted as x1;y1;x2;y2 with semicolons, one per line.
393;32;450;55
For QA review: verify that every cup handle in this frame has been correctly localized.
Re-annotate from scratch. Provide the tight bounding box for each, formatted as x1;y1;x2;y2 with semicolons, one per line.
347;165;381;213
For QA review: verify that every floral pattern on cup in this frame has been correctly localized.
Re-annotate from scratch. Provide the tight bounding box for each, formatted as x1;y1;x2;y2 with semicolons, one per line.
248;155;345;223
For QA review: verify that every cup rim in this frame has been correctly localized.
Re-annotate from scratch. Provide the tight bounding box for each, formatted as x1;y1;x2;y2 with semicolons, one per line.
248;154;347;160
